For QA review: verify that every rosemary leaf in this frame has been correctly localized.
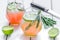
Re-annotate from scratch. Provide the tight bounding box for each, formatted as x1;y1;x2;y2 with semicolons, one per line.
36;15;40;28
25;23;32;30
25;21;34;30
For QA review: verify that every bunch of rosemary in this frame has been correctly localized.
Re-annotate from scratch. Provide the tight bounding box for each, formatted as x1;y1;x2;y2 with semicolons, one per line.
41;15;56;29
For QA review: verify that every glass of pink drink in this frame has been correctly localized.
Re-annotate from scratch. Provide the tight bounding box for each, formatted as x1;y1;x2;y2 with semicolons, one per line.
6;2;24;27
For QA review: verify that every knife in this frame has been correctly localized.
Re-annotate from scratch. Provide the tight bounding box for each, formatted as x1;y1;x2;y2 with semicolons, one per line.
31;3;60;19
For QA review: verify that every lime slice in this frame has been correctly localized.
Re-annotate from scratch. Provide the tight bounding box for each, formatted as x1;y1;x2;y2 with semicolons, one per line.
8;2;16;10
2;26;14;35
23;13;38;22
8;2;23;11
48;28;59;38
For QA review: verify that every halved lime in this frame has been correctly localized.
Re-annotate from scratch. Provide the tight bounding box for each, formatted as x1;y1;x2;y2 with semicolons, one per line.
2;26;14;35
48;28;59;38
23;12;38;22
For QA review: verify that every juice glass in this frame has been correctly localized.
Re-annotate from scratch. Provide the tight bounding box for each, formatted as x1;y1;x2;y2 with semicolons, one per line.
6;2;24;27
21;11;42;37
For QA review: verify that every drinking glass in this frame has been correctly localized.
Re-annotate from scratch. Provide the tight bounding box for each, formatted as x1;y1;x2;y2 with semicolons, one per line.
6;0;24;27
21;9;42;39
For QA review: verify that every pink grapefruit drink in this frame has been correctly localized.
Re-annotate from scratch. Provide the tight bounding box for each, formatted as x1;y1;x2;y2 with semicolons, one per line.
6;2;24;26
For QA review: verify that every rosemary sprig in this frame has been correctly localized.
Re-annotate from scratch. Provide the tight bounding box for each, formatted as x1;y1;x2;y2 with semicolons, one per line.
36;15;40;28
35;11;41;28
25;21;34;30
41;16;56;29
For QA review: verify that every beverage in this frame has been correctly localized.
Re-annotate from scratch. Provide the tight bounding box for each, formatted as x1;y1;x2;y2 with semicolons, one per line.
21;21;42;37
7;11;24;26
21;11;42;37
6;2;24;26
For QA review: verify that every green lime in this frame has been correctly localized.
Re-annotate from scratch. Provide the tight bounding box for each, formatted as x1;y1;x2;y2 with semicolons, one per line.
8;2;24;11
2;26;14;35
8;2;16;10
48;28;59;38
23;13;38;22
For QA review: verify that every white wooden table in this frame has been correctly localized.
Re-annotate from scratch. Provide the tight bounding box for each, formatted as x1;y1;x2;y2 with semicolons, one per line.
0;0;60;40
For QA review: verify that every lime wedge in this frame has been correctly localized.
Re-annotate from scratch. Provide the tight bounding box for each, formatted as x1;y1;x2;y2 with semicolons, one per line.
2;26;14;35
23;13;38;22
48;28;59;38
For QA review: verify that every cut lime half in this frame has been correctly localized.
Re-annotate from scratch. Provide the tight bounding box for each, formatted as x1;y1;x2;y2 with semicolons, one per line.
2;26;14;35
48;28;59;38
